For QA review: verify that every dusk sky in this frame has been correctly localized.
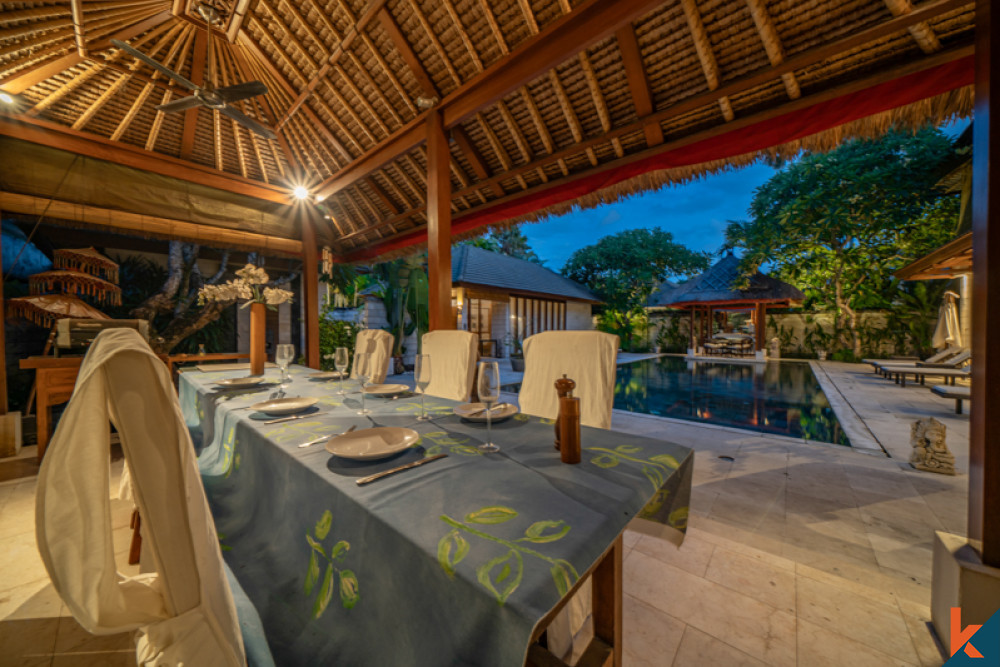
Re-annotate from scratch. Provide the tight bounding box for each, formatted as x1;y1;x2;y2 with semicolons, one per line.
524;118;971;271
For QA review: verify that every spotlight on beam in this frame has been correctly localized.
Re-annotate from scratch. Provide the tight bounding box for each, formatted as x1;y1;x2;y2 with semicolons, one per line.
315;194;326;203
293;186;309;200
0;92;14;105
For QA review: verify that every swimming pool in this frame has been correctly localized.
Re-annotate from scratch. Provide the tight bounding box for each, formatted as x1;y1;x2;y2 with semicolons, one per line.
615;357;851;446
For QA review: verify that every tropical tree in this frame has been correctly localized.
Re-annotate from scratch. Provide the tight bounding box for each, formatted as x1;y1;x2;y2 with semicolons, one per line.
725;127;959;357
562;228;709;348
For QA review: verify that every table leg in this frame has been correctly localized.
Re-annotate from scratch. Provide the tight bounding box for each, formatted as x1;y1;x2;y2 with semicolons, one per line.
36;399;50;462
592;534;623;666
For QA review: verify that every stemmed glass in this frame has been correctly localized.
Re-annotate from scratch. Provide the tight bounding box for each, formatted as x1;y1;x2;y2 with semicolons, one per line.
355;352;371;415
334;347;349;395
414;354;431;421
276;343;295;392
477;361;500;453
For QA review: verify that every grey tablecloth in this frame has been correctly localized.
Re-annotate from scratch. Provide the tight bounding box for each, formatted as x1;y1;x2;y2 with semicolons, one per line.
181;366;693;666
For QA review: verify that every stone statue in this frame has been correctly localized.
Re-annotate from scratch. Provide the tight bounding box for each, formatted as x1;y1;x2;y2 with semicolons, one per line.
910;417;956;475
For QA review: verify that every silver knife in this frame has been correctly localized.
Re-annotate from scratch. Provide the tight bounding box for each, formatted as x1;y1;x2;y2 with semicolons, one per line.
355;453;448;486
265;413;312;424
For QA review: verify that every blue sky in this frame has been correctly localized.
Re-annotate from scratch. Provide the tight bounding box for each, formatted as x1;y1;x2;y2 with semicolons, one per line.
523;118;971;271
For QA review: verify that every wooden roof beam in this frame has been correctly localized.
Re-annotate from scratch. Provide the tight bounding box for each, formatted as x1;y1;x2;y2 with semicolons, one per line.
452;125;505;198
180;28;207;160
745;0;800;99
680;0;735;121
616;25;664;146
71;0;88;56
402;0;460;87
884;0;941;53
316;0;667;198
378;7;438;100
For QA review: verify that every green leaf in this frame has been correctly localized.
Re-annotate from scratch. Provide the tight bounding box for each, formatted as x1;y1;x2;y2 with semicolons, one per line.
649;454;680;469
590;453;619;469
306;534;327;558
314;510;333;540
339;570;360;609
330;540;350;561
304;551;320;594
476;549;524;605
520;520;570;544
465;506;518;524
550;560;575;598
312;564;334;618
437;529;470;578
615;444;641;454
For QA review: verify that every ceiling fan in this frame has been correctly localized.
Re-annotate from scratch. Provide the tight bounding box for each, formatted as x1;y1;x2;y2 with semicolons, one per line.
112;3;275;140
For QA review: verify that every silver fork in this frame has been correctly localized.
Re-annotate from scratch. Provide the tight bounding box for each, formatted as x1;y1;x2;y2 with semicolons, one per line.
297;425;357;448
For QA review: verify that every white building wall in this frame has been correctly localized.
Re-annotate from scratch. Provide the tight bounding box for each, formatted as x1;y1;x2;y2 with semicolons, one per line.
566;302;595;330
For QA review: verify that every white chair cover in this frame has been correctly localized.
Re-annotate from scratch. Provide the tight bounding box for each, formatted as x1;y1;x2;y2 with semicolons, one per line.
351;329;394;384
517;330;619;659
420;330;478;402
518;331;619;429
35;328;245;666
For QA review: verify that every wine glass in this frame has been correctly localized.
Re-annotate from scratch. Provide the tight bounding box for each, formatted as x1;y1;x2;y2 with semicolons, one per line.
276;343;295;388
334;347;349;395
477;361;500;453
355;352;371;415
414;354;431;421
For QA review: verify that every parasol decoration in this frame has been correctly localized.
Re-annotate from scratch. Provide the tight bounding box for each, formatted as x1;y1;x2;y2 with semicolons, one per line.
52;247;119;283
29;270;122;306
6;294;109;328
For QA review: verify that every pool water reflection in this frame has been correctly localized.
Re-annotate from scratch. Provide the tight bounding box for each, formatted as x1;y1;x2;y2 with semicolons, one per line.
615;357;851;446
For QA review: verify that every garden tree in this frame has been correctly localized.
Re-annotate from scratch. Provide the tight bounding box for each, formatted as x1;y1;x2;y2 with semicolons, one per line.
725;127;959;357
126;242;294;354
562;228;709;348
461;225;544;264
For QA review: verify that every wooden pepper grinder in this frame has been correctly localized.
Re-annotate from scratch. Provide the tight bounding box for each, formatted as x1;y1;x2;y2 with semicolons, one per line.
554;375;581;464
554;375;575;451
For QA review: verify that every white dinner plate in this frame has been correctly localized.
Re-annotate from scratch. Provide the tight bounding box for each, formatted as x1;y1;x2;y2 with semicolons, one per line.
363;383;410;396
250;396;318;415
453;402;519;423
325;427;419;461
213;377;265;388
310;371;347;380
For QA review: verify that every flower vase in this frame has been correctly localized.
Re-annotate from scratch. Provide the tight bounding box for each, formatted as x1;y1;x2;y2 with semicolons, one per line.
249;301;266;375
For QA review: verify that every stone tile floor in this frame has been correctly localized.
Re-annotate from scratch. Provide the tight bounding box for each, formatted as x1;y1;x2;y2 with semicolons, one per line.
0;361;967;665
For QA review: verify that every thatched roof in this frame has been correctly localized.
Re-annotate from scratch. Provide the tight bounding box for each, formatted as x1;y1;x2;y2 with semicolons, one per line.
646;279;677;307
452;244;598;302
654;252;803;307
0;0;976;260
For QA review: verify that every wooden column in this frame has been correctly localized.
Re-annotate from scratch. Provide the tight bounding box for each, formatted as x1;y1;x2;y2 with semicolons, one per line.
0;212;6;414
301;211;320;369
426;109;453;331
755;303;766;352
970;0;1000;566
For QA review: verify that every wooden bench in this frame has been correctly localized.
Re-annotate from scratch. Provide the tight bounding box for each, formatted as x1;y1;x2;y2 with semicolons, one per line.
931;384;971;414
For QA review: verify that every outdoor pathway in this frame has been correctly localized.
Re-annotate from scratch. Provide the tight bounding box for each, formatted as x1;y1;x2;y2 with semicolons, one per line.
0;361;965;665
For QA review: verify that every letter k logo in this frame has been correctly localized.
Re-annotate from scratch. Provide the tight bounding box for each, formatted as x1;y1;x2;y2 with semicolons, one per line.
951;607;984;658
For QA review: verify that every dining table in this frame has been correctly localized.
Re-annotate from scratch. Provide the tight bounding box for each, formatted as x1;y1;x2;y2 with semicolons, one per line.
180;364;693;666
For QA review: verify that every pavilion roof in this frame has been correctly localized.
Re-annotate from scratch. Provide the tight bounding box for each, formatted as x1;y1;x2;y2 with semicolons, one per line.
653;253;803;308
0;0;975;260
452;245;598;302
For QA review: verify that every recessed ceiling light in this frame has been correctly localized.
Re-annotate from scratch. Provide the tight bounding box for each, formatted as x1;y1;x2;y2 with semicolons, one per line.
293;185;309;200
0;92;14;104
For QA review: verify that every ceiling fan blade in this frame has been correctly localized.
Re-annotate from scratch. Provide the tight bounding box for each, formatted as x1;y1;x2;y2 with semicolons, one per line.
111;39;199;92
155;95;204;113
216;81;269;103
218;104;277;140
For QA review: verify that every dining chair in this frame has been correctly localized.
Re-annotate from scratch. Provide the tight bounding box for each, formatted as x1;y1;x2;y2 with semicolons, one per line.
351;329;394;384
517;330;620;659
420;330;478;402
518;330;620;429
35;328;274;667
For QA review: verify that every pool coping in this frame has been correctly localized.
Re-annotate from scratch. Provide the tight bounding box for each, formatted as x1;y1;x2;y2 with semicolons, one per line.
612;355;887;455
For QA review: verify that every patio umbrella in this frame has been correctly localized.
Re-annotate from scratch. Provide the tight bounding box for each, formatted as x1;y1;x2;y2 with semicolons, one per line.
931;291;962;349
52;247;119;283
6;294;109;328
28;270;122;306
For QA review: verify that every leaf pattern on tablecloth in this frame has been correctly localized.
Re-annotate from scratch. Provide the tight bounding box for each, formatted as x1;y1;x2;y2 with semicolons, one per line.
586;444;679;492
304;510;359;619
438;506;579;605
420;431;481;457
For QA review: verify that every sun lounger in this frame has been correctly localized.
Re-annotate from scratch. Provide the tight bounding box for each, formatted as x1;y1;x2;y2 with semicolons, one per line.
863;345;960;368
874;349;969;376
931;384;971;414
877;365;970;387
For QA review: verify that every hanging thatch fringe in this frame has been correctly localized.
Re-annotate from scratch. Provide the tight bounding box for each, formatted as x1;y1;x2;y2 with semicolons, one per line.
28;270;122;306
363;86;973;264
53;247;120;283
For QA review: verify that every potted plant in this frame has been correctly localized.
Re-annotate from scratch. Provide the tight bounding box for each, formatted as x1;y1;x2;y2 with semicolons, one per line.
510;336;525;372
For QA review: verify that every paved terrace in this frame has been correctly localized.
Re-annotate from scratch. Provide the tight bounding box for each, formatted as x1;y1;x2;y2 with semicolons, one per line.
0;360;968;665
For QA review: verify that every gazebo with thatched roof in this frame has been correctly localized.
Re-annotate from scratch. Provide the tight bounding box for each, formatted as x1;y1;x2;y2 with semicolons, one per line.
654;252;804;355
